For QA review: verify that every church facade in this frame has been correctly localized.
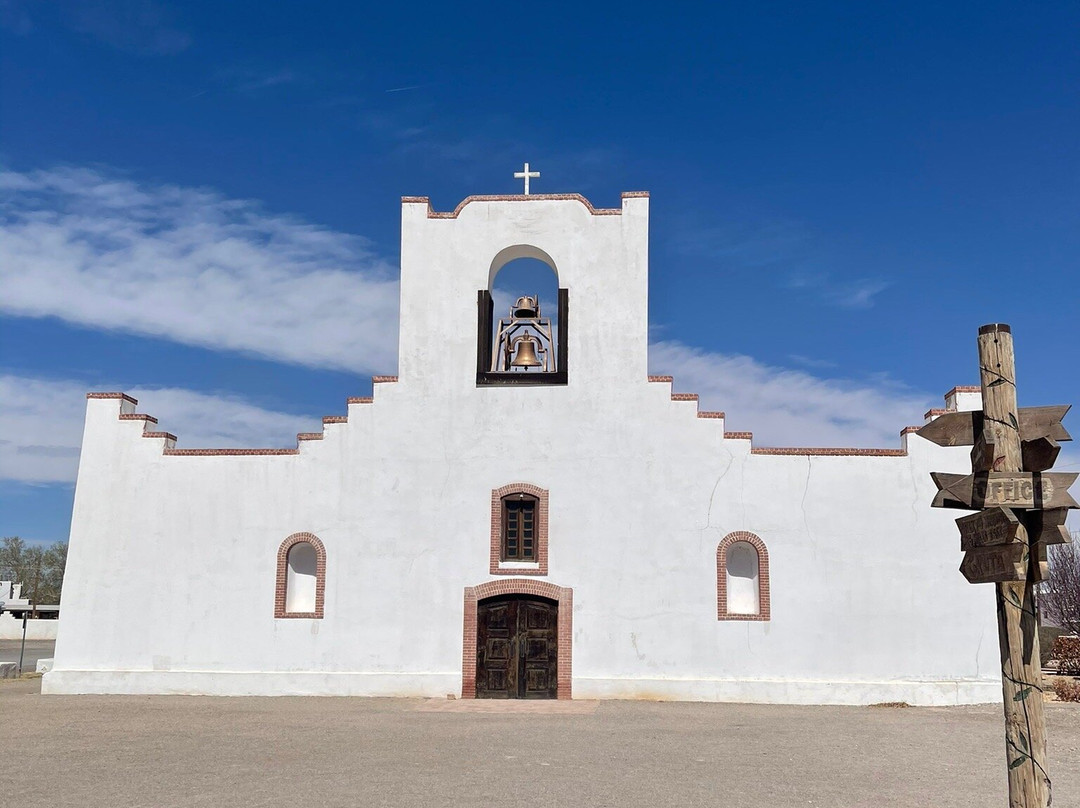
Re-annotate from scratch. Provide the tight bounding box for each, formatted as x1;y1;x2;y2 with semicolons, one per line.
46;191;1000;704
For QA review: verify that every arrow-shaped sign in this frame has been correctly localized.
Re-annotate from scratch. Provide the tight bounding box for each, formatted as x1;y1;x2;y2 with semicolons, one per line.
1021;508;1072;547
917;405;1071;447
956;507;1027;551
1021;436;1061;473
931;471;1079;510
960;544;1027;584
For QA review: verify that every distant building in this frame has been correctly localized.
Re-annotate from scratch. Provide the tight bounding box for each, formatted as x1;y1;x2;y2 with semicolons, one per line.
47;190;996;704
1;580;59;640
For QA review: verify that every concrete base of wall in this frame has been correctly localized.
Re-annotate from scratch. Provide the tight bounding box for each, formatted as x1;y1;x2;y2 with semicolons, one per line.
42;670;462;697
43;670;1002;705
574;676;1001;706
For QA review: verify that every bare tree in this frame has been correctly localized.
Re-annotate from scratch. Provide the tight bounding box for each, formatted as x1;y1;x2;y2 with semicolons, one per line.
1041;532;1080;637
1;536;69;615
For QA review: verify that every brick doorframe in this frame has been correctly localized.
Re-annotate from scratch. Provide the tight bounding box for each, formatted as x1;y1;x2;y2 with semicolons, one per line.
462;579;573;700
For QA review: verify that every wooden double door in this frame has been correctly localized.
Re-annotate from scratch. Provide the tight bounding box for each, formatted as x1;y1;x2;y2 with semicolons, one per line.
476;595;558;699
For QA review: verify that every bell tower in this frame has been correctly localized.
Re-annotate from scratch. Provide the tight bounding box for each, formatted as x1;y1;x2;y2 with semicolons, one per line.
397;190;650;394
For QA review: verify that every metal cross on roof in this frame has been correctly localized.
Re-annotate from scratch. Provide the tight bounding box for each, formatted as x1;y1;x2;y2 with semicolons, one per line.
514;162;540;195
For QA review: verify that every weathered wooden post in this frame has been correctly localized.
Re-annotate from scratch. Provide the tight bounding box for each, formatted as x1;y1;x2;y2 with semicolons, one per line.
978;324;1048;807
918;324;1077;808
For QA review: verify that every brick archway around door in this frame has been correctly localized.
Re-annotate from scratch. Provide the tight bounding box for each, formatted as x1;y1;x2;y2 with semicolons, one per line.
462;579;573;700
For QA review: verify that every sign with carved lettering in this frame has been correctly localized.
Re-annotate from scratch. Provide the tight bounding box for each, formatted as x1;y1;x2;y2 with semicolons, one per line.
916;405;1071;448
957;507;1027;551
960;543;1026;584
930;471;1079;511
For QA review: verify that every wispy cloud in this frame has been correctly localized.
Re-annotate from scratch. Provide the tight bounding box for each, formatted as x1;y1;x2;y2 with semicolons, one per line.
0;165;399;373
384;83;432;94
677;215;891;309
675;219;810;268
788;353;838;370
218;67;299;94
66;0;190;56
649;340;932;448
820;277;891;309
0;375;316;484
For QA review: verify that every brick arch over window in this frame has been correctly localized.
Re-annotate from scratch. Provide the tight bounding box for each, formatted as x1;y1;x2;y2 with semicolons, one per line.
462;579;573;699
490;482;549;575
716;531;770;621
274;532;327;619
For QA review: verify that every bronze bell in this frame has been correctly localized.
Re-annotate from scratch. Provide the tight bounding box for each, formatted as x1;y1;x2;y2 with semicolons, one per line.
512;295;538;319
510;334;543;368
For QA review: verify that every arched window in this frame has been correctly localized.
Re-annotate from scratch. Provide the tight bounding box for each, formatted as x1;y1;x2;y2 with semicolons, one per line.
717;532;770;621
275;533;326;618
490;483;549;575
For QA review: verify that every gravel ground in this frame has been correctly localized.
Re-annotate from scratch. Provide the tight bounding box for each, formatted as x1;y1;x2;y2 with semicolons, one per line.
1;680;1078;808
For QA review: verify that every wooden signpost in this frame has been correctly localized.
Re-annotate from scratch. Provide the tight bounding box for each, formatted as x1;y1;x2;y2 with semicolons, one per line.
918;324;1076;808
930;471;1079;511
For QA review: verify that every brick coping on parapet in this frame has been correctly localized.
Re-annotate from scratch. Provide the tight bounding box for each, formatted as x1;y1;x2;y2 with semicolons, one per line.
646;374;969;457
84;376;400;456
85;372;944;459
402;192;648;219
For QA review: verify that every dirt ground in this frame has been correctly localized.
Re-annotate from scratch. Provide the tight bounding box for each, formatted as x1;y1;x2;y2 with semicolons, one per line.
2;678;1078;808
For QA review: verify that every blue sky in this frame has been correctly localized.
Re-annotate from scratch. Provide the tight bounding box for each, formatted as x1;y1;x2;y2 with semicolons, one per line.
1;1;1078;545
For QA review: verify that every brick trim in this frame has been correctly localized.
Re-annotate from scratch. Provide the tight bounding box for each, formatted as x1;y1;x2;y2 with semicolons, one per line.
322;415;348;424
490;483;549;576
372;376;398;383
924;408;948;420
750;447;906;457
697;411;725;419
671;392;699;402
274;533;326;619
462;579;573;700
118;413;158;424
717;531;771;622
407;194;622;219
166;448;299;456
725;431;754;440
945;385;980;398
901;426;922;435
347;396;373;404
647;375;673;383
87;392;138;404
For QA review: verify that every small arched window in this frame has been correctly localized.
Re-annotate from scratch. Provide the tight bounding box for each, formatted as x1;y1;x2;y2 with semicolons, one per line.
717;532;770;621
275;533;326;618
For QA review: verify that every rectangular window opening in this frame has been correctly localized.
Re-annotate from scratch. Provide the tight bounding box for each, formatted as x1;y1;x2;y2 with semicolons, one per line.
502;497;538;561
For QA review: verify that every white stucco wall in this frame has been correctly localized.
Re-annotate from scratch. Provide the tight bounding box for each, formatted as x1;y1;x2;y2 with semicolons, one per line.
46;193;1003;704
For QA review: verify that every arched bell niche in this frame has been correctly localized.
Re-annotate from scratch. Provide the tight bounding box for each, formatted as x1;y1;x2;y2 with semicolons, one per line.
477;245;568;386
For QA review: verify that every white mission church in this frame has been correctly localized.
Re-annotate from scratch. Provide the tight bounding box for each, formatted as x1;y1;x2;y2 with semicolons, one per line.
46;179;999;704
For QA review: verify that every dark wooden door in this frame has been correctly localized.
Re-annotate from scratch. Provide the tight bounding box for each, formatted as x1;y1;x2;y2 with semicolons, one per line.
476;596;558;699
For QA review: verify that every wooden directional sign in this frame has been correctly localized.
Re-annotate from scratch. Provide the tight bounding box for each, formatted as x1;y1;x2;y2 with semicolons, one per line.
960;543;1026;584
930;471;1079;510
1021;508;1072;547
1021;436;1061;473
957;507;1027;551
917;405;1071;447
